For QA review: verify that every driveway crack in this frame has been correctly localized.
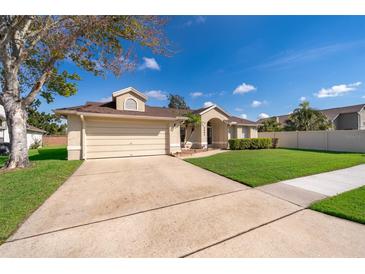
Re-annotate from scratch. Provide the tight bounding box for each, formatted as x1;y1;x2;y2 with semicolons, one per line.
179;208;306;258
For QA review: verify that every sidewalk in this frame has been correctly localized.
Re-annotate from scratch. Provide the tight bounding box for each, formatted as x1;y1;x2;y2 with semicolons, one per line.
258;164;365;207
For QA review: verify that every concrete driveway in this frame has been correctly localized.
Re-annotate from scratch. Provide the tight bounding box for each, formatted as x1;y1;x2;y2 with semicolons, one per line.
0;156;364;257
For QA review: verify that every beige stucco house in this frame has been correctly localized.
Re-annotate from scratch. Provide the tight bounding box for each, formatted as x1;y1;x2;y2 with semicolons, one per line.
55;87;259;160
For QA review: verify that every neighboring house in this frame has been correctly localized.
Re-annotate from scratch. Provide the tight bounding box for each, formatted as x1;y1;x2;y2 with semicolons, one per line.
258;104;365;130
0;105;45;148
55;87;259;160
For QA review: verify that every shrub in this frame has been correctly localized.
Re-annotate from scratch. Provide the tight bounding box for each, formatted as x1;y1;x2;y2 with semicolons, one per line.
30;139;42;150
228;138;272;150
228;139;240;150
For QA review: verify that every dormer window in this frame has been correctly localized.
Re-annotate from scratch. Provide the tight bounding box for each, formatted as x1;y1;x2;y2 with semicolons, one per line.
112;87;147;112
124;98;138;111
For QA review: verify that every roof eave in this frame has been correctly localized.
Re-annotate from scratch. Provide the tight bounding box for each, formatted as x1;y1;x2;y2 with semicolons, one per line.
112;87;148;101
54;109;187;121
199;104;231;118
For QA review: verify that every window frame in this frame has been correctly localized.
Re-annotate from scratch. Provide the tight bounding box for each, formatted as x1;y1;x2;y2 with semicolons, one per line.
124;97;138;111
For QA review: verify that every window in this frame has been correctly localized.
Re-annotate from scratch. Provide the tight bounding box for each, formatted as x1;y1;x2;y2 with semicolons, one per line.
125;98;137;110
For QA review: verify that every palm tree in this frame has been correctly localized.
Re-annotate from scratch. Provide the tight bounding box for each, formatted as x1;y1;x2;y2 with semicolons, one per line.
182;113;201;145
258;117;282;132
288;101;332;131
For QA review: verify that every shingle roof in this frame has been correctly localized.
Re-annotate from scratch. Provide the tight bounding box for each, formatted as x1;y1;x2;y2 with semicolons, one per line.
55;101;259;125
191;106;212;114
56;101;190;118
27;125;46;133
228;116;258;125
257;103;365;123
320;104;365;120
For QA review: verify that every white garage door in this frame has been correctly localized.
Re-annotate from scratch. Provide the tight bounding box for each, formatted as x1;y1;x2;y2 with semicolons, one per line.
85;118;168;159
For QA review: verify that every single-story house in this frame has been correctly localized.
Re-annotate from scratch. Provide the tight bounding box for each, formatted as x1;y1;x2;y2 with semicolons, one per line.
258;103;365;130
0;105;46;148
55;87;260;160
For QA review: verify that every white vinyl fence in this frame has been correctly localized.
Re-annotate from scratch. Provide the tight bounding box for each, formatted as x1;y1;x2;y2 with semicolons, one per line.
258;130;365;153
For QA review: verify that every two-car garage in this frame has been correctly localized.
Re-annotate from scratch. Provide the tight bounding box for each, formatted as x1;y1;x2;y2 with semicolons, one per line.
85;117;169;159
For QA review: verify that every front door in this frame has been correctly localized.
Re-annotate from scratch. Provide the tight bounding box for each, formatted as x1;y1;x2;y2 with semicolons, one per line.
207;125;213;145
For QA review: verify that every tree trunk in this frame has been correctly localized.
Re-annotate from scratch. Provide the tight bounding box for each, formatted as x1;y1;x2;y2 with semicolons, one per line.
2;98;29;169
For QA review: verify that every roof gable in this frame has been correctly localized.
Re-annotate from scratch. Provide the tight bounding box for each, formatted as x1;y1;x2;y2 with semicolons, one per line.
112;87;147;102
198;104;230;118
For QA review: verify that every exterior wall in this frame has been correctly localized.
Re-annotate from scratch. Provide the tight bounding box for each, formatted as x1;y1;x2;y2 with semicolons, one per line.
43;135;67;146
3;127;9;142
169;122;181;154
27;131;43;149
115;92;145;112
334;113;359;130
258;130;365;153
228;126;257;139
228;125;237;139
185;124;202;148
359;109;365;130
0;121;43;148
209;118;228;148
67;114;83;160
199;108;229;148
66;114;176;159
250;127;258;138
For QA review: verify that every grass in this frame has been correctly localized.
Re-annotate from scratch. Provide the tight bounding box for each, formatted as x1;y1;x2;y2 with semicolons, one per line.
310;186;365;224
0;146;82;244
185;148;365;187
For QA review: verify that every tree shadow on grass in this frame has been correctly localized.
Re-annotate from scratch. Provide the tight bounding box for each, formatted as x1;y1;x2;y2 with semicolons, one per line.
29;147;67;161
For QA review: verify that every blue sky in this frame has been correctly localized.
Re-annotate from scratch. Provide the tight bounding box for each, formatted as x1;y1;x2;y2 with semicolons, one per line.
43;16;365;121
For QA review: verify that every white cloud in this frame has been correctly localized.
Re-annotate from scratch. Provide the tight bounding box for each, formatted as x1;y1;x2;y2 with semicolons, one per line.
139;57;160;71
234;107;244;112
233;83;256;94
203;101;214;108
99;96;112;102
240;114;248;119
300;96;307;102
184;16;207;27
315;82;362;98
144;90;167;100
256;40;365;70
362;95;365;99
190;92;204;98
258;113;270;119
251;100;262;108
196;16;207;24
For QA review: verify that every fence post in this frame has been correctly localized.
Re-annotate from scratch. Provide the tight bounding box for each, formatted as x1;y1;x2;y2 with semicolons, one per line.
296;131;299;148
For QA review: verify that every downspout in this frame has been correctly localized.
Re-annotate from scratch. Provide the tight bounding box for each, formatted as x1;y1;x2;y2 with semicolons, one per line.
80;114;86;160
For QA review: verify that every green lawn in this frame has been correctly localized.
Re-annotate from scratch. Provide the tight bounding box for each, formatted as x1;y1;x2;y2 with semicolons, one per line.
185;148;365;187
310;186;365;224
0;146;82;244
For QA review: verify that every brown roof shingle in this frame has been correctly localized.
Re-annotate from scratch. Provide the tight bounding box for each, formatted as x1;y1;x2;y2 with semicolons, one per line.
228;116;258;125
56;101;190;118
56;101;259;125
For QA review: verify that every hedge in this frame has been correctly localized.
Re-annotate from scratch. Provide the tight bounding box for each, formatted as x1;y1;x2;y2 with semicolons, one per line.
228;138;272;150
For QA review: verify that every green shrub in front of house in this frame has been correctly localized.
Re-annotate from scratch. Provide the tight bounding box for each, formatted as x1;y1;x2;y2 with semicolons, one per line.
228;138;272;150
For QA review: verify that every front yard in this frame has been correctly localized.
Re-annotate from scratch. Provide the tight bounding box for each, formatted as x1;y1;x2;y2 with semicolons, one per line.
185;148;365;187
310;186;365;224
0;147;82;244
